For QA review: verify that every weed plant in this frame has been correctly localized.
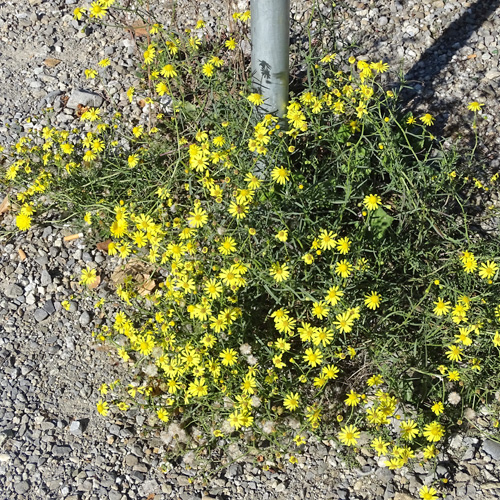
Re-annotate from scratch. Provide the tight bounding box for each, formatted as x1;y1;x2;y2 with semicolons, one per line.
2;0;500;491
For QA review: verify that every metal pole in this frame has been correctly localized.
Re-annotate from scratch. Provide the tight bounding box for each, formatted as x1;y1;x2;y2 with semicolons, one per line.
250;0;290;119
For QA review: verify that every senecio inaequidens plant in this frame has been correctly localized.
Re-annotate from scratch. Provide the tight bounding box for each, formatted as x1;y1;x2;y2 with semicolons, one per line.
2;0;500;495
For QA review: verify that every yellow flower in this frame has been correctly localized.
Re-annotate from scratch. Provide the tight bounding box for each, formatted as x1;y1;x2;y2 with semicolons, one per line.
247;93;264;106
202;63;214;77
363;193;382;211
84;212;92;225
73;7;85;20
228;202;249;219
284;392;300;411
80;267;98;287
269;262;290;283
318;229;337;250
143;45;156;64
364;291;381;310
338;424;360;447
422;421;445;442
478;260;498;280
220;348;238;366
90;2;107;19
336;236;351;254
335;259;352;278
96;399;109;416
445;344;462;362
275;229;288;242
433;298;451;316
128;154;139;168
420;113;435;126
225;37;236;50
371;437;390;456
16;214;32;231
419;485;439;500
126;87;134;103
400;419;419;441
333;311;355;333
187;206;208;228
98;58;110;68
85;69;97;79
311;301;329;319
271;166;290;185
303;348;323;367
344;390;361;407
467;102;484;112
431;401;444;416
219;237;237;255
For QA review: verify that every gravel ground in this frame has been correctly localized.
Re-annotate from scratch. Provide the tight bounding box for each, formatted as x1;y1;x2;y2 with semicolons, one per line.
1;1;500;499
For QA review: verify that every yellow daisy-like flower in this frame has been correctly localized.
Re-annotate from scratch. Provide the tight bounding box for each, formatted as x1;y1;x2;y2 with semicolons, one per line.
422;421;445;442
324;285;343;306
338;424;360;447
335;259;352;278
445;344;463;362
400;419;419;441
225;37;236;50
220;348;238;366
283;392;300;411
336;236;351;254
247;93;264;106
467;102;484;112
219;237;237;256
80;267;98;287
303;348;323;367
433;298;451;316
127;154;139;168
16;213;32;231
371;437;390;456
363;193;382;211
269;262;290;283
431;401;444;416
202;63;214;77
344;390;361;407
420;113;435;126
90;2;107;19
419;485;439;500
271;166;290;185
96;399;109;416
478;260;498;280
187;206;208;228
228;201;249;219
143;45;156;64
364;291;381;310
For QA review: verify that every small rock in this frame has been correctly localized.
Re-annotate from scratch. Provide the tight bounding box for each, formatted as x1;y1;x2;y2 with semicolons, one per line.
66;89;103;110
378;16;388;27
482;439;500;460
4;284;23;298
34;309;49;322
40;269;52;286
69;420;82;436
52;445;72;457
79;311;90;326
14;481;30;494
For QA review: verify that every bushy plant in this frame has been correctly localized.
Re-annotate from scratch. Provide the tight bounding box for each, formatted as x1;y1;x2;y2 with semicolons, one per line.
2;0;500;488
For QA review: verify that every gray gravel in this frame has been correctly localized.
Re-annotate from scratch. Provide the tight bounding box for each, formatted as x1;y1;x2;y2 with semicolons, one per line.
1;0;500;499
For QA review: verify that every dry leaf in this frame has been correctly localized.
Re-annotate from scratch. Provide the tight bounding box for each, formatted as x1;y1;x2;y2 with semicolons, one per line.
97;239;112;252
111;258;155;286
146;494;155;500
467;54;477;59
138;278;156;297
138;99;147;109
87;275;101;290
0;195;10;215
76;103;89;117
127;20;150;37
60;94;69;106
63;233;83;242
18;249;27;261
44;57;62;67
